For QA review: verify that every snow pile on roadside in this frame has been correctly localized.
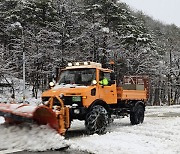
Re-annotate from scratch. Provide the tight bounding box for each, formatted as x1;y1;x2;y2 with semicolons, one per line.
0;76;41;105
0;123;68;151
0;117;4;124
146;105;180;116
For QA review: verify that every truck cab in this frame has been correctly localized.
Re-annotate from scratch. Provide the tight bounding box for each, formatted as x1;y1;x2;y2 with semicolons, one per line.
42;62;117;119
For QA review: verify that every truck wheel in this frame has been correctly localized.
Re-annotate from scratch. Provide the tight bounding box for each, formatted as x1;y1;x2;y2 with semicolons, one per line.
130;104;144;125
85;105;108;134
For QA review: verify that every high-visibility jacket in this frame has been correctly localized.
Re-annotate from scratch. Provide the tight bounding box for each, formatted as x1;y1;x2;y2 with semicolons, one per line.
99;78;108;86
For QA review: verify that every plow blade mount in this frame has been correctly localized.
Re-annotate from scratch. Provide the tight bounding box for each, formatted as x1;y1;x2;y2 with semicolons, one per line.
0;103;59;131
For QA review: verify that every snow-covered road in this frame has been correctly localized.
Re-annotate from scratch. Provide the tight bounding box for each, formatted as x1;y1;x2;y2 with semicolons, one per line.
1;105;180;154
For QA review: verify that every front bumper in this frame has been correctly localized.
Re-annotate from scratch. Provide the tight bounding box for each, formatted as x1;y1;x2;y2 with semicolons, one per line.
70;107;87;120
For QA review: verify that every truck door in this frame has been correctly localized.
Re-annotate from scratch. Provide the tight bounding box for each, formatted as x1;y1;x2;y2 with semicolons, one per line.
98;71;117;104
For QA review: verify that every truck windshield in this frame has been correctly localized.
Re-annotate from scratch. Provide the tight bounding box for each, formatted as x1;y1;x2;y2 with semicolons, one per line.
58;68;96;86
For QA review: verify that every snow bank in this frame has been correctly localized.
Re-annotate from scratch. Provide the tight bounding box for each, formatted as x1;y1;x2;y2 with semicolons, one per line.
0;123;68;151
68;106;180;154
0;117;4;124
0;76;41;105
146;105;180;116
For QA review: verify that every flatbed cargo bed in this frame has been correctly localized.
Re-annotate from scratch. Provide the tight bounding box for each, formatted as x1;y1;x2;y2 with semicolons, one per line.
116;76;149;101
117;87;147;101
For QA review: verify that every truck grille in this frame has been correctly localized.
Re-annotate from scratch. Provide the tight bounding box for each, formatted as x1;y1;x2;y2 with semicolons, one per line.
64;96;83;107
42;96;83;107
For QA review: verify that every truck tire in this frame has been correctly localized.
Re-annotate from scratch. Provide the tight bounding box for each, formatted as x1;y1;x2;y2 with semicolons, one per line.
85;105;108;134
130;104;144;125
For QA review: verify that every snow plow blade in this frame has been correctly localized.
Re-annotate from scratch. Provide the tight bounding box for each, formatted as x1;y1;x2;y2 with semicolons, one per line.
0;104;58;129
0;96;70;135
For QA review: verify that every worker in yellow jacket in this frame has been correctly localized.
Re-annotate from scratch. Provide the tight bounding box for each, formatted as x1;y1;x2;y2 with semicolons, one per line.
99;77;109;86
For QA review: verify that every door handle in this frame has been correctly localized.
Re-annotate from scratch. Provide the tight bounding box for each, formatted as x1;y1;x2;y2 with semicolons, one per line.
110;90;113;92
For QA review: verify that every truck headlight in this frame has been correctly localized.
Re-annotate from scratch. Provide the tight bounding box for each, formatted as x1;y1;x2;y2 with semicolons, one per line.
74;109;80;114
75;62;80;66
68;63;73;67
84;62;88;65
60;93;64;98
92;80;97;85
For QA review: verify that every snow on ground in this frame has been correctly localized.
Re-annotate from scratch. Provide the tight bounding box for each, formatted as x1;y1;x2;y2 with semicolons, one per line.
1;105;180;153
0;122;68;152
67;106;180;154
0;117;4;124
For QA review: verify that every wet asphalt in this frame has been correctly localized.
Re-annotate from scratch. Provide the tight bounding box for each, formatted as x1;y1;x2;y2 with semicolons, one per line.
13;149;88;154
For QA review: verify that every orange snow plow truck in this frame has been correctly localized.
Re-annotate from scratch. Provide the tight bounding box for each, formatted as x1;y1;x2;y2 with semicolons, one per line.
0;62;149;135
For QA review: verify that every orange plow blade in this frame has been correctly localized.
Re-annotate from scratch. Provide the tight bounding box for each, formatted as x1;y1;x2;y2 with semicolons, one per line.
0;103;59;131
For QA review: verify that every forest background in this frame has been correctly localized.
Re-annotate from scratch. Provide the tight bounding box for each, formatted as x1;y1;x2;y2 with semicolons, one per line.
0;0;180;105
